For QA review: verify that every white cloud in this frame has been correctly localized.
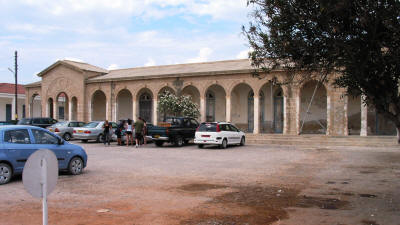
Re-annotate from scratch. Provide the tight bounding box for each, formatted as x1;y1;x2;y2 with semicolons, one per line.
186;47;213;63
236;49;249;59
14;0;250;21
144;58;156;67
5;23;61;34
107;64;119;70
63;57;85;63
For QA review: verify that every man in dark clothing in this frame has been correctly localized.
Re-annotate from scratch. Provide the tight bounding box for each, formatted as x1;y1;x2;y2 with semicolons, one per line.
102;120;112;146
134;117;144;148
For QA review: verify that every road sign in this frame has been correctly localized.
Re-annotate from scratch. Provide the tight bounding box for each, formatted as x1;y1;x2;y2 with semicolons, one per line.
23;149;58;225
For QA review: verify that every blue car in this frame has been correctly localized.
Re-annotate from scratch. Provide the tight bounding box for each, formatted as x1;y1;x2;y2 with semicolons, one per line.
0;125;88;184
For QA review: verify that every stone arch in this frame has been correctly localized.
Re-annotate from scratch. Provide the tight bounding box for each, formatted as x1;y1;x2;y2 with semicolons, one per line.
30;93;42;117
91;90;107;121
116;89;133;120
56;92;69;121
259;81;284;133
230;83;254;132
47;98;54;119
136;88;153;123
181;85;200;106
299;80;327;134
158;86;175;96
205;84;226;122
157;86;176;122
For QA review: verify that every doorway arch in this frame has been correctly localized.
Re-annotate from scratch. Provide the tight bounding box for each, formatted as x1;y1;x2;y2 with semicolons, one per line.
91;90;107;121
117;89;133;120
300;80;327;134
56;92;69;121
137;88;153;123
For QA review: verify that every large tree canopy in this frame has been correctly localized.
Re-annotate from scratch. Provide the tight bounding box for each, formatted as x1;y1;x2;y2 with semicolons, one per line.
243;0;400;143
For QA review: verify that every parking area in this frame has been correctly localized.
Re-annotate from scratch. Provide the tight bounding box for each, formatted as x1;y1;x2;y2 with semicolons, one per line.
1;141;400;225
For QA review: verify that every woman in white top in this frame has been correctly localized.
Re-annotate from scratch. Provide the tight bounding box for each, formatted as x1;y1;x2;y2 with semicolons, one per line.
124;119;134;146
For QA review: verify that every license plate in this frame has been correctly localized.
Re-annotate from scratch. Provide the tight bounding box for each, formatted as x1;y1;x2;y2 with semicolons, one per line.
49;128;53;132
154;135;160;138
78;130;83;133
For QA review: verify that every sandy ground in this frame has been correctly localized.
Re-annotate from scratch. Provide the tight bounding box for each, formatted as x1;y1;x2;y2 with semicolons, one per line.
1;141;400;225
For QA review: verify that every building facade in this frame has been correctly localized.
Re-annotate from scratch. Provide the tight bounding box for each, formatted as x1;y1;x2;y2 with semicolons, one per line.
24;59;396;136
0;83;41;121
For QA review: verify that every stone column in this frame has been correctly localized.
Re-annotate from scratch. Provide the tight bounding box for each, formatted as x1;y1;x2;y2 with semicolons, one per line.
53;101;58;120
68;98;73;121
326;88;348;136
132;99;137;121
200;96;206;122
226;95;231;122
253;95;260;134
360;98;368;136
88;99;92;122
112;99;117;122
153;96;158;125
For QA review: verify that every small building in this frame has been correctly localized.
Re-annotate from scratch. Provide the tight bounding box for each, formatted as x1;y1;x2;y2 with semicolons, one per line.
0;83;40;121
24;59;396;136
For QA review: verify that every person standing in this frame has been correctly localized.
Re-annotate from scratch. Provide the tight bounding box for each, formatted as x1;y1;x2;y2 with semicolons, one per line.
124;119;134;147
102;120;112;146
134;117;144;148
142;118;147;145
116;120;124;146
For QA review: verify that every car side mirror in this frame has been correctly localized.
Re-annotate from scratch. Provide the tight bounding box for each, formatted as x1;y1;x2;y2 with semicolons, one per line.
58;138;64;145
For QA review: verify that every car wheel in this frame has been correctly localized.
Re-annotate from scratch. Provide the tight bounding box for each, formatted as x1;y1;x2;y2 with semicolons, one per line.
198;144;204;149
68;157;83;175
97;134;104;143
240;136;245;146
155;141;164;147
174;136;184;147
0;163;12;185
220;139;227;149
81;139;88;143
63;133;71;141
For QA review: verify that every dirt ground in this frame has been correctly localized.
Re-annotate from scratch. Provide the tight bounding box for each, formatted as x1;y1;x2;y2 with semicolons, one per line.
1;141;400;225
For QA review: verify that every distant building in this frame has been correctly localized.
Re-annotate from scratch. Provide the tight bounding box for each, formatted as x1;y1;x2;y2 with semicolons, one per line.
0;83;38;121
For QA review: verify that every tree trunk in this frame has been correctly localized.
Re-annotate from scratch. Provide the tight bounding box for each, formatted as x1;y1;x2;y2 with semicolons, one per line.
397;126;400;144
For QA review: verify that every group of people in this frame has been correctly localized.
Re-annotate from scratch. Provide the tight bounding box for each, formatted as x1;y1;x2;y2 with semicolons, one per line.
102;117;147;148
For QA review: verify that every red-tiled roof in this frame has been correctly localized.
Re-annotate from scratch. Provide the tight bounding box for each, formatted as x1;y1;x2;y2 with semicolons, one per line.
0;83;25;95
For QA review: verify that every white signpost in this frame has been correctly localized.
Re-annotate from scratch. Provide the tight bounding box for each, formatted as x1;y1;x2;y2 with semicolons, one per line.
23;149;58;225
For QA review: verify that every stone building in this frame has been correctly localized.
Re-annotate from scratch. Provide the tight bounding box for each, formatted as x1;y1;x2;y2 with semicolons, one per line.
24;59;396;136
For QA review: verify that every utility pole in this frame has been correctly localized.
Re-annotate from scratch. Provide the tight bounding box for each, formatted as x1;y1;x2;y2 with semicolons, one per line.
14;51;18;121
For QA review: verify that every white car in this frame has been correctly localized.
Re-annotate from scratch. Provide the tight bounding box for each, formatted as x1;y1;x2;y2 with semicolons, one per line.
194;122;245;149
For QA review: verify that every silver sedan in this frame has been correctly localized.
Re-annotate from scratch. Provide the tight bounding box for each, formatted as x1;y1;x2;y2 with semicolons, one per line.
73;121;117;143
47;121;86;141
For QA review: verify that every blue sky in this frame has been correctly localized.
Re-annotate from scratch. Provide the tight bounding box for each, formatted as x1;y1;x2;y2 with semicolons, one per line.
0;0;253;84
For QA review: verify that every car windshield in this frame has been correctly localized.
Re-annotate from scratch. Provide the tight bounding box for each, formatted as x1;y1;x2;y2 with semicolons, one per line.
197;123;217;132
83;122;99;128
54;122;68;127
165;118;181;125
18;118;31;125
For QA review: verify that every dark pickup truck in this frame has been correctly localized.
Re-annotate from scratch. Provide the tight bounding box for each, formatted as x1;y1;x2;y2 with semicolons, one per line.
147;117;199;147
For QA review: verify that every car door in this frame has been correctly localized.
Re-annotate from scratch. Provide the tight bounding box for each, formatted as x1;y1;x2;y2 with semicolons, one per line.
3;128;36;172
219;124;232;143
31;128;70;169
229;124;241;143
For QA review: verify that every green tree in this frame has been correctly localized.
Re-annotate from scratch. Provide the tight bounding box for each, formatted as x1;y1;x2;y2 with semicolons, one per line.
158;91;200;119
243;0;400;143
